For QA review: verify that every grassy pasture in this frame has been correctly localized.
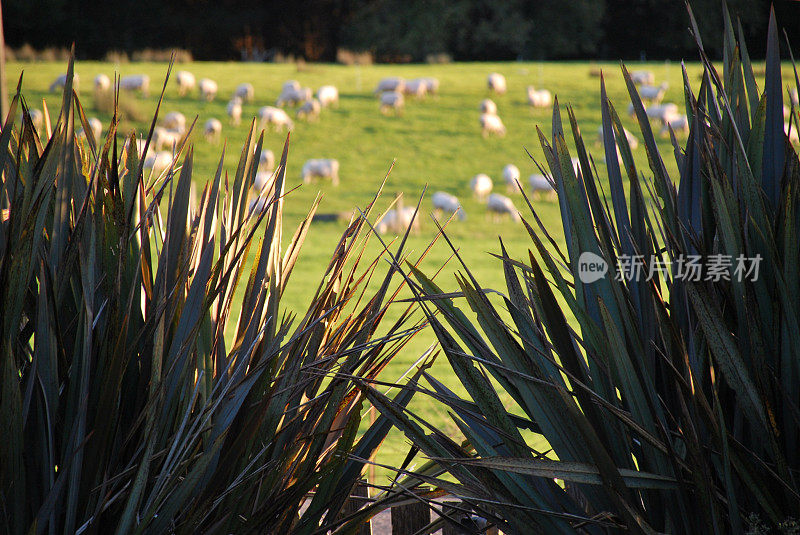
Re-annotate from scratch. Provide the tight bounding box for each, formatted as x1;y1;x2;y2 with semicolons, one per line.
7;58;776;482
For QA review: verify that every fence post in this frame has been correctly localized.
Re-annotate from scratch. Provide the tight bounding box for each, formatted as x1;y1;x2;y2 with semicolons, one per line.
391;496;429;534
339;479;372;535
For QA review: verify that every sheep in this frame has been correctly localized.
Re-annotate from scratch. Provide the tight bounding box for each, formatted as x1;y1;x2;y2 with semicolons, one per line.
502;164;522;193
27;109;43;132
480;113;506;137
630;70;655;86
785;122;799;144
432;191;466;220
120;75;150;97
404;79;428;99
162;111;187;133
317;85;339;108
301;158;340;186
597;125;640;150
199;78;218;102
479;99;498;115
227;98;242;126
296;98;321;121
638;82;669;103
282;80;301;92
470;173;493;202
204;118;222;142
152;126;182;151
50;73;79;93
259;149;275;172
234;82;255;102
380;92;404;115
123;137;148;159
375;77;405;94
628;102;680;123
94;74;111;93
249;196;268;218
487;73;507;95
526;86;552;108
529;174;556;200
486;193;520;222
258;106;294;132
88;117;102;141
421;77;440;95
276;85;312;107
175;71;196;97
253;171;274;193
144;151;174;176
660;113;690;136
376;206;420;235
790;88;798;106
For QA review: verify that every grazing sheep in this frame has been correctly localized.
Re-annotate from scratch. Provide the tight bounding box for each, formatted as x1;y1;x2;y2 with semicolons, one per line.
628;102;680;123
227;98;242;126
204;118;222;142
379;92;404;115
199;78;218;102
480;113;506;137
487;73;507;95
152;126;182;151
50;73;79;93
123;137;147;159
526;86;552;108
94;74;111;93
529;174;556;200
376;206;420;235
630;70;655;86
28;109;43;132
790;88;798;106
502;164;522;193
120;75;150;97
249;196;268;218
421;77;440;95
317;85;339;107
282;80;301;92
660;113;690;136
253;171;274;193
597;125;640;150
258;106;294;132
470;173;493;201
786;122;799;144
432;191;466;220
301;158;340;186
144;151;174;176
276;85;312;107
375;77;405;94
259;149;275;172
176;71;196;97
638;82;669;103
404;79;428;98
162;111;187;133
486;193;520;222
479;99;498;115
234;82;255;102
296;98;321;121
88;117;102;141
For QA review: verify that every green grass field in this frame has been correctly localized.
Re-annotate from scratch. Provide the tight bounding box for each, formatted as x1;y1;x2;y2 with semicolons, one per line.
7;58;778;483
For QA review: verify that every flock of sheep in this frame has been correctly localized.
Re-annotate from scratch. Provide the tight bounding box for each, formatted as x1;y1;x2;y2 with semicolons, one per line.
34;65;800;235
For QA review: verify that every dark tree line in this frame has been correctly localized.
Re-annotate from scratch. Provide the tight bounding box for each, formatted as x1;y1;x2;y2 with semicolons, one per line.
5;0;799;61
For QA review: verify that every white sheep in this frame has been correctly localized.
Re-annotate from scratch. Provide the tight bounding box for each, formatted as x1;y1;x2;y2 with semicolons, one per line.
785;122;799;144
123;137;147;159
94;74;111;93
227;98;242;126
638;82;669;103
630;70;655;86
487;73;507;95
380;92;404;115
597;125;639;150
162;111;187;133
176;71;196;97
234;82;255;102
282;80;301;92
421;77;440;95
480;113;506;137
204;118;222;142
50;73;79;93
375;77;405;94
404;79;428;98
120;75;150;97
301;158;340;186
152;126;182;151
297;99;321;121
529;174;556;200
487;193;520;222
276;86;312;107
88;117;102;141
258;106;294;132
199;78;218;102
259;149;275;172
376;206;420;235
789;88;798;106
628;102;680;123
479;99;497;115
470;173;493;201
249;196;268;218
660;113;690;136
317;85;339;107
144;151;174;176
28;109;43;132
432;191;466;220
502;164;523;193
254;171;274;193
526;86;552;108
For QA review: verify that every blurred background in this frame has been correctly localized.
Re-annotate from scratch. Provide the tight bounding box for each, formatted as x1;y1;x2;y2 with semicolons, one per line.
5;0;800;63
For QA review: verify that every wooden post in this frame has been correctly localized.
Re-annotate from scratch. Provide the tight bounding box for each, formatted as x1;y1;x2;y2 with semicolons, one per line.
441;501;468;535
0;0;8;119
391;497;429;535
339;479;372;535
